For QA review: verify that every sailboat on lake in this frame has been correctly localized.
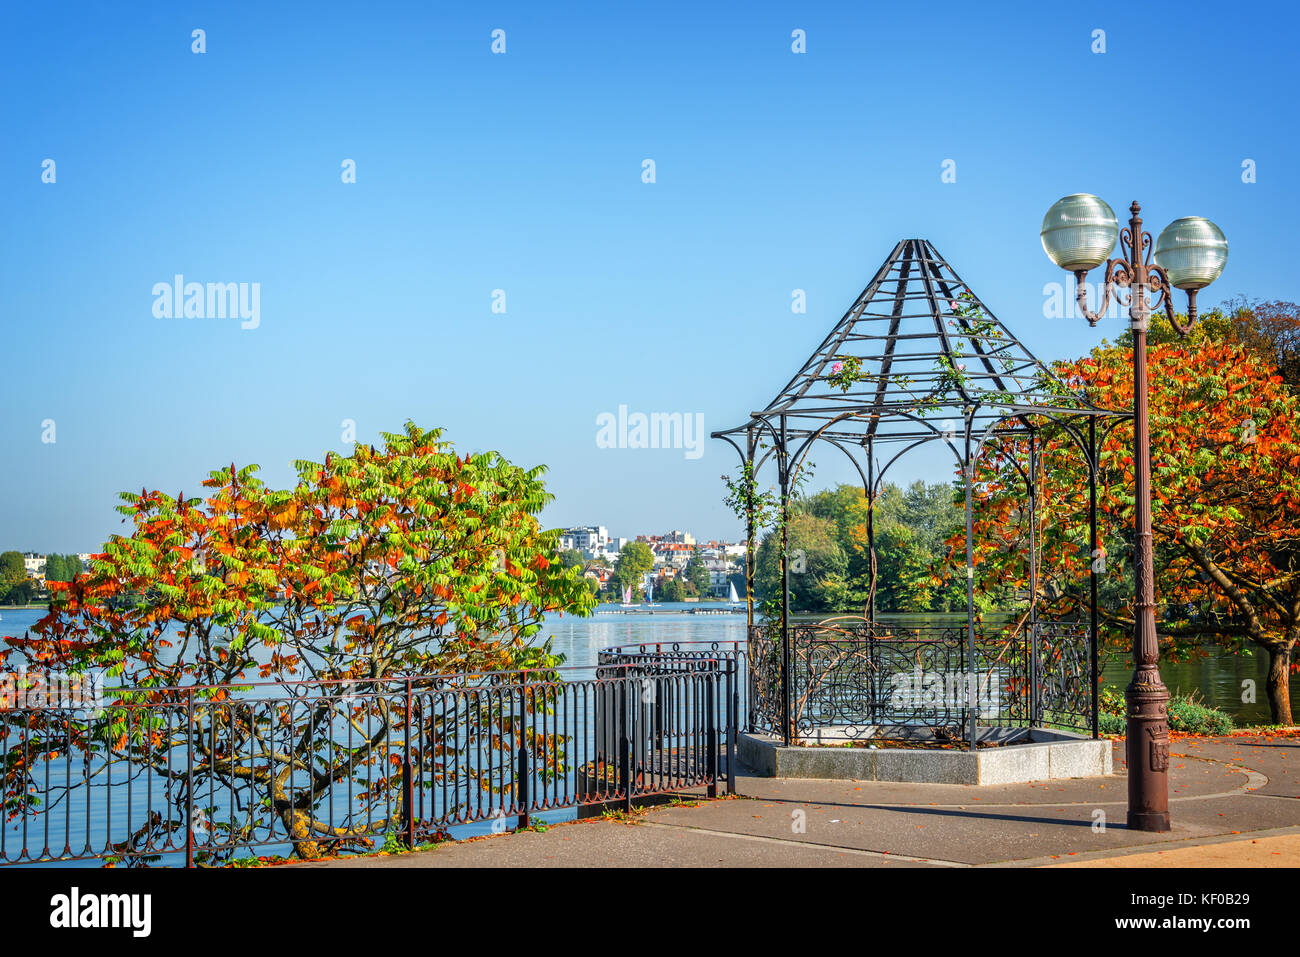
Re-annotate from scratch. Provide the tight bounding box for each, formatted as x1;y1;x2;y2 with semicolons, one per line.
620;584;635;608
727;581;740;610
643;574;660;607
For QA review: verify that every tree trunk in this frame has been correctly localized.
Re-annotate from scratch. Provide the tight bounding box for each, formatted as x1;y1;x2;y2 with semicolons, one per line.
1265;643;1294;726
284;808;323;860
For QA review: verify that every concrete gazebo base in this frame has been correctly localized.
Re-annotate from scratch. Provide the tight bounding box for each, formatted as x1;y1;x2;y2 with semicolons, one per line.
738;727;1112;786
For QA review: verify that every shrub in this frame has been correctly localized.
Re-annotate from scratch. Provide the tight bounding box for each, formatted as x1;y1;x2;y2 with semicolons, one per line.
1167;695;1235;735
1099;711;1126;735
1097;686;1234;735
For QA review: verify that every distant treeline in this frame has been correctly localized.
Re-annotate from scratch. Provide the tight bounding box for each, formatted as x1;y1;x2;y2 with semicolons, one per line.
753;481;984;614
0;551;83;604
43;554;84;582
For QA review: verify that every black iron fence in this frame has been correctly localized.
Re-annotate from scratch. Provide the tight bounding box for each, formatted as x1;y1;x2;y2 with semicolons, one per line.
597;640;742;792
745;619;1095;742
0;659;736;867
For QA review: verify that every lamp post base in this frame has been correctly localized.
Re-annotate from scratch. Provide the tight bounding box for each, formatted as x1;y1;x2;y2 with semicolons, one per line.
1125;669;1171;833
1126;809;1171;832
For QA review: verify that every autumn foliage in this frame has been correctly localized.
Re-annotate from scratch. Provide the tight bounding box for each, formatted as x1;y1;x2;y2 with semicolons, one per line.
1;422;595;860
968;330;1300;724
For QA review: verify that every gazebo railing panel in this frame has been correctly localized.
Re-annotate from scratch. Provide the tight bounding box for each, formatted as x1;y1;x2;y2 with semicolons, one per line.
745;620;1093;741
1032;621;1094;732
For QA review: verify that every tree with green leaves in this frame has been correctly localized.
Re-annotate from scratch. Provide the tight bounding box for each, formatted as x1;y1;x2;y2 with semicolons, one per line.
3;422;596;860
747;481;963;614
658;576;686;602
967;319;1300;723
685;547;712;597
0;552;34;605
557;548;585;570
755;512;849;611
43;554;81;583
613;541;654;599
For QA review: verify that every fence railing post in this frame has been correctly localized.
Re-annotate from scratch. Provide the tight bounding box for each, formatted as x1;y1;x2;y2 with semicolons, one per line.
517;684;531;831
619;679;632;815
184;689;194;869
402;679;415;848
726;658;737;795
1030;621;1041;727
706;668;718;799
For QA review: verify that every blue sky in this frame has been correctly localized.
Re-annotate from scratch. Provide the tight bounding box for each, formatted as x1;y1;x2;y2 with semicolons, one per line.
1;1;1296;551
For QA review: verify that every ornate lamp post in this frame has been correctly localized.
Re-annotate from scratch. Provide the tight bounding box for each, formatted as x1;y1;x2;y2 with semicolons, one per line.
1040;195;1228;831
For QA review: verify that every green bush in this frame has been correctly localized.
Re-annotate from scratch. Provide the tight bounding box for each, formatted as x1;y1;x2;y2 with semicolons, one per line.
1099;711;1126;735
1097;687;1233;736
1167;695;1235;735
1099;687;1125;715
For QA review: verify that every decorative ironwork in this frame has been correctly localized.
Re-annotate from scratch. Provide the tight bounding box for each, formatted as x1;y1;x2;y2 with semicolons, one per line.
1049;199;1226;832
1033;621;1093;731
744;621;1092;743
712;239;1123;456
713;239;1121;749
0;662;736;867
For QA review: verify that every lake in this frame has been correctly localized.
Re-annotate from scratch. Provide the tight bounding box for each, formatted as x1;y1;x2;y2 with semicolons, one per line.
1;604;1291;723
1;603;1292;865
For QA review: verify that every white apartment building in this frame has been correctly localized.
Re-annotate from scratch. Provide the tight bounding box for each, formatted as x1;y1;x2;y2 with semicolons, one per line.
651;543;693;569
557;526;623;560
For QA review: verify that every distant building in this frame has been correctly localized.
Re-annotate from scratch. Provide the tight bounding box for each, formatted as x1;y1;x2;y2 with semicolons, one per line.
649;542;692;569
704;558;732;595
22;553;46;579
583;566;613;588
557;525;608;552
558;526;625;561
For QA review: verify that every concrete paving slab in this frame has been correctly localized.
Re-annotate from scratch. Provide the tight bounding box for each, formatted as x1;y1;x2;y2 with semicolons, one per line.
294;814;941;868
291;733;1298;868
1048;830;1300;868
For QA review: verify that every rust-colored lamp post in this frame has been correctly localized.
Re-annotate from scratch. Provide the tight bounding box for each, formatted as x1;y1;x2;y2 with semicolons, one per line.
1040;195;1228;831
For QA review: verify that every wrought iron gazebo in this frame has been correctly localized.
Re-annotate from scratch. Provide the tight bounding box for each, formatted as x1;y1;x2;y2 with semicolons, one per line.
712;239;1127;750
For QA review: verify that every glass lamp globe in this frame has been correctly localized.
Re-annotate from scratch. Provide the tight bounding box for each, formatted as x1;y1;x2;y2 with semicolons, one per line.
1040;194;1119;272
1153;217;1228;290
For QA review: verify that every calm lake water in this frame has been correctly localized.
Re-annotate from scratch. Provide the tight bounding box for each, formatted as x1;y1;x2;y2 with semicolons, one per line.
0;603;1292;865
0;604;750;864
2;605;1292;721
1;604;1290;722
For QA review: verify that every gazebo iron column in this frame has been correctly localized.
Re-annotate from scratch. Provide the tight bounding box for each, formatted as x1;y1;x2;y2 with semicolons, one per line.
1028;431;1040;727
963;406;977;752
867;440;876;626
745;428;757;633
1089;417;1100;739
779;415;792;746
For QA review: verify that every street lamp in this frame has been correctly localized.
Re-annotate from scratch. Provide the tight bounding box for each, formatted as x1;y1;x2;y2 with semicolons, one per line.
1040;195;1228;832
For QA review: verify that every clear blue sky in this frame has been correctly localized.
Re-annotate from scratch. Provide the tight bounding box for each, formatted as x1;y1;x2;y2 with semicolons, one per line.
2;1;1295;552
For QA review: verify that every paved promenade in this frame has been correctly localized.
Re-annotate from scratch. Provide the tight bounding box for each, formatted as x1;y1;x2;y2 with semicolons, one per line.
300;734;1298;868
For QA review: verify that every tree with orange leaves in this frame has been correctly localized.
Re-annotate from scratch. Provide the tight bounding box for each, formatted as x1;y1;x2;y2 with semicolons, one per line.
967;320;1300;725
1;422;594;861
